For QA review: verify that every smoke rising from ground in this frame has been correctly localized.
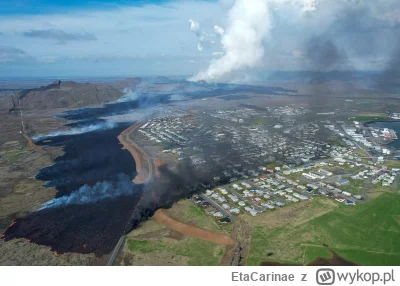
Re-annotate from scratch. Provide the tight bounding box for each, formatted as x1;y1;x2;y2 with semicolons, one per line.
38;174;137;210
306;36;348;71
377;43;400;92
190;0;272;82
189;0;318;82
125;124;257;232
33;120;117;140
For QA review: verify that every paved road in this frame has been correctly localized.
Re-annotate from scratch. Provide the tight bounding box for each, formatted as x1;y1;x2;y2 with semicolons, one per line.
199;194;236;221
107;234;126;266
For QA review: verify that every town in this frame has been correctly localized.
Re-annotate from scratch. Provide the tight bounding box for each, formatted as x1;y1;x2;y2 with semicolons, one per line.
131;105;400;224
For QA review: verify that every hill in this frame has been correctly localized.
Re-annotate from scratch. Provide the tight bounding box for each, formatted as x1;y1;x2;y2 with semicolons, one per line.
2;80;126;112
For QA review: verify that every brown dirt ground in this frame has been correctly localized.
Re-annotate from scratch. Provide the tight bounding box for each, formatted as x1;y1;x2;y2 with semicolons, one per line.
118;123;151;184
153;209;235;246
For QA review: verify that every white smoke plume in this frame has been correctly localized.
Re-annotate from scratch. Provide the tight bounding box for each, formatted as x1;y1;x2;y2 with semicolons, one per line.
117;88;139;102
190;0;272;82
33;121;117;140
38;174;135;210
189;0;319;82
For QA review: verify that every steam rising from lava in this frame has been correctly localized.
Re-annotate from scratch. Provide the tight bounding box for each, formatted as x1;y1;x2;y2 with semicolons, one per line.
33;121;117;140
38;174;137;210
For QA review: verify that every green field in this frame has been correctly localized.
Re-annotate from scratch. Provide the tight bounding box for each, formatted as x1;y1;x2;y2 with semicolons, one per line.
339;178;365;195
247;193;400;266
349;116;390;122
125;200;226;265
127;237;224;266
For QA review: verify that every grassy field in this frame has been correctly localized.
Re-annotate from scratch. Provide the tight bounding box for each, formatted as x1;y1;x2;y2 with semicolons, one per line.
123;199;227;265
339;178;365;195
349;116;390;122
127;237;224;266
247;193;400;266
380;160;400;170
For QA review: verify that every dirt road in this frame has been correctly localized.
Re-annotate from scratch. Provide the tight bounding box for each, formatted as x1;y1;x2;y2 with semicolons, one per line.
118;123;152;184
23;134;43;151
154;209;235;246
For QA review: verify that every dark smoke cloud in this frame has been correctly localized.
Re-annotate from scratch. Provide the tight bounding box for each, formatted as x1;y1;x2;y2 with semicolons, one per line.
377;44;400;92
326;7;381;58
125;124;257;233
126;160;224;232
306;36;348;71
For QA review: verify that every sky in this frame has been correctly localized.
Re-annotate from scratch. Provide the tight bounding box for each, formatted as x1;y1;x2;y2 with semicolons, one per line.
1;0;400;80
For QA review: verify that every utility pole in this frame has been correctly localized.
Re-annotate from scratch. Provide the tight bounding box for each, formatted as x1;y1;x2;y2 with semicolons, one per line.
19;99;25;133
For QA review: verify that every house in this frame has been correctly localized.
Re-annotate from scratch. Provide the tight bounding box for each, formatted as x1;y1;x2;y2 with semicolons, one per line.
217;196;227;203
335;179;349;186
222;204;231;210
307;183;319;190
250;209;258;216
244;206;253;212
201;202;211;208
228;194;239;202
253;197;261;203
205;190;214;196
213;212;224;218
219;217;231;224
211;193;219;199
335;196;345;203
219;188;228;195
262;203;275;210
256;190;264;196
238;201;246;207
193;196;204;204
205;206;216;213
230;208;240;214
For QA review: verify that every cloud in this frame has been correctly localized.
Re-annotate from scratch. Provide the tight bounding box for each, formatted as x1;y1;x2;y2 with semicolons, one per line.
292;50;303;57
214;25;225;36
38;56;58;63
0;46;34;62
23;29;97;43
2;0;400;77
189;19;200;33
212;51;224;57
